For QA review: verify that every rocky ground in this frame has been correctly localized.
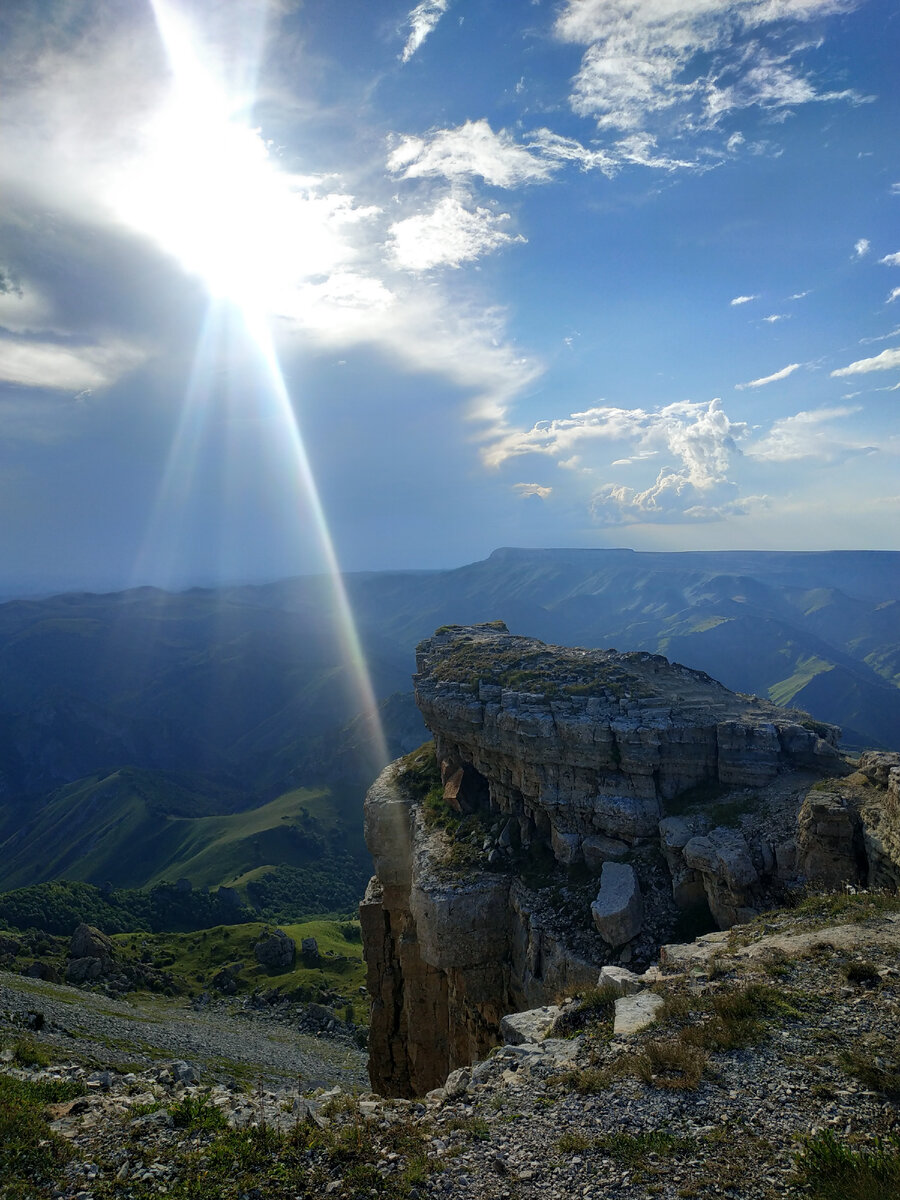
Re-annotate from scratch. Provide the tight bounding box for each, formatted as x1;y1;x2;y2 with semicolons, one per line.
3;890;899;1200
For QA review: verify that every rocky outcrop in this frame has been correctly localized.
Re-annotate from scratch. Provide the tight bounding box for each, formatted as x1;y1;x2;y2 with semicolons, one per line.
362;624;898;1097
254;929;296;971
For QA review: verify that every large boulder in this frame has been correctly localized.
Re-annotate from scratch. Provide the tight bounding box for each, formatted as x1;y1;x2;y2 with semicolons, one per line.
590;862;643;947
69;923;114;962
254;929;296;971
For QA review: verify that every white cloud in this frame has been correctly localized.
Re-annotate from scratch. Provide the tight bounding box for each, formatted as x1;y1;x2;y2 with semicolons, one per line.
726;131;745;151
591;470;748;525
526;128;618;176
853;238;870;258
762;313;787;322
860;325;900;344
554;0;863;136
889;288;900;304
514;482;552;499
831;347;900;377
880;252;900;266
486;397;750;529
789;290;810;300
400;1;450;63
747;405;876;463
735;362;801;389
388;195;524;271
387;120;553;187
0;337;145;392
731;294;758;305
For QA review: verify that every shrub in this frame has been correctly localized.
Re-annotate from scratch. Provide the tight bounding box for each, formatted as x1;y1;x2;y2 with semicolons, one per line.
634;1040;707;1090
793;1129;900;1200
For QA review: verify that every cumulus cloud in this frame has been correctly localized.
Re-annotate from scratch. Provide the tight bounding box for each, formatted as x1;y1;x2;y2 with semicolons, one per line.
487;397;753;525
880;252;900;266
831;347;900;376
591;470;748;525
854;237;871;258
731;294;758;305
735;362;801;389
388;196;524;271
747;405;876;463
553;0;864;138
400;1;450;63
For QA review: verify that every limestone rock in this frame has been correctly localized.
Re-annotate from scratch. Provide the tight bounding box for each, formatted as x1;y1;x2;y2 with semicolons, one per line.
499;1005;562;1045
254;930;296;970
301;937;320;960
613;991;665;1036
591;862;643;947
582;834;629;870
598;964;643;996
797;791;864;887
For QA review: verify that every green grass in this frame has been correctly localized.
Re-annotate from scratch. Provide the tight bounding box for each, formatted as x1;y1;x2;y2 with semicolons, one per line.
0;770;348;894
0;1074;86;1199
768;655;834;707
169;1091;228;1131
793;1130;900;1200
109;917;367;1005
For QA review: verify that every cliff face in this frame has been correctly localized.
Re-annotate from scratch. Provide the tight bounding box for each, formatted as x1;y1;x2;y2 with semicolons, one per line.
362;624;896;1097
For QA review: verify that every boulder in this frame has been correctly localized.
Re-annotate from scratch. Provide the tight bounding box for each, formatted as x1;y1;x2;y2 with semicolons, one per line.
500;1005;562;1045
301;937;320;960
66;956;104;983
590;862;643;947
551;828;582;865
613;991;665;1037
582;834;629;870
69;923;114;963
254;929;296;970
25;961;60;983
597;964;643;996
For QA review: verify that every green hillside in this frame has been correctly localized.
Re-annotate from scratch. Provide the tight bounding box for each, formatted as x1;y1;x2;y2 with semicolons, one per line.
0;772;360;890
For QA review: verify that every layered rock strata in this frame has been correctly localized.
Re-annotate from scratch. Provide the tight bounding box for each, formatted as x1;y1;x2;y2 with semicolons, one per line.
362;624;898;1097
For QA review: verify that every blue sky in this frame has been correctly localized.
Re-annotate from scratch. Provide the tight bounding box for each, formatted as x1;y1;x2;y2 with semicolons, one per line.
1;0;898;593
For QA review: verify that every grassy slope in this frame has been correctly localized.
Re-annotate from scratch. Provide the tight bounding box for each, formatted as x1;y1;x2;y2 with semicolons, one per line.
0;776;341;891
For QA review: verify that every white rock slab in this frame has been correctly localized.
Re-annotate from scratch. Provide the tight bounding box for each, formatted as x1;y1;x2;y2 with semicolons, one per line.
613;991;665;1037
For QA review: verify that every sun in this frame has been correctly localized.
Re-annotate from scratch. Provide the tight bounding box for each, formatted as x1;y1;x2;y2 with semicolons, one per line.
109;0;348;317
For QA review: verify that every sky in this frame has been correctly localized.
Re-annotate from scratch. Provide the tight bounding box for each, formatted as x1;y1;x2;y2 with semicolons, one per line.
1;0;899;595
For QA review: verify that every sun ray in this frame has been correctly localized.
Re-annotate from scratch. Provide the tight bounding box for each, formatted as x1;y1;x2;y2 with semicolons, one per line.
128;0;390;768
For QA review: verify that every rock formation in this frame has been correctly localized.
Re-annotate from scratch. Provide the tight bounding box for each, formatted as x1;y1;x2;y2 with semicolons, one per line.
362;624;898;1097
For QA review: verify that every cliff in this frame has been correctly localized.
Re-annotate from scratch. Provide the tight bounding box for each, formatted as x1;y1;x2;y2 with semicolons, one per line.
362;623;897;1097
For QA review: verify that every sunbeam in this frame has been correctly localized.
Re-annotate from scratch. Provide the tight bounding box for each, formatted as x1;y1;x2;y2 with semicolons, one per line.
125;0;390;768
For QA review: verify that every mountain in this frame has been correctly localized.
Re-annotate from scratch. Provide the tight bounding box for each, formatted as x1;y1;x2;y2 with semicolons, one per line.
0;548;897;896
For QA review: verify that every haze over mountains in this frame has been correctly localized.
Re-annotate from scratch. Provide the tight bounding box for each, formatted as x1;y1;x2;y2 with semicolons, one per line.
0;547;897;899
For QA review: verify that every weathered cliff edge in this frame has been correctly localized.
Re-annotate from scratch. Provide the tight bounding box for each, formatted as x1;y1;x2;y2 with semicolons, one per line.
362;624;899;1097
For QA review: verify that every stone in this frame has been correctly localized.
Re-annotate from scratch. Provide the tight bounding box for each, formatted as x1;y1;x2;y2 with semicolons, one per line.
25;961;60;982
597;965;643;996
797;791;864;887
582;834;630;870
254;930;296;970
69;923;114;963
443;1066;471;1098
550;828;582;865
499;1005;562;1045
301;937;320;960
66;956;104;983
613;991;665;1036
591;862;643;947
